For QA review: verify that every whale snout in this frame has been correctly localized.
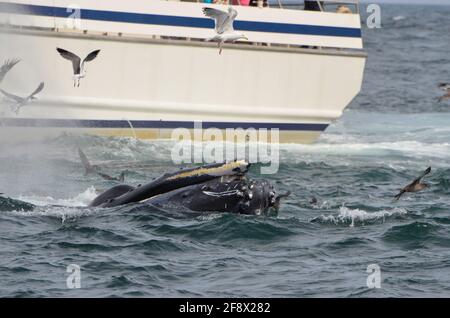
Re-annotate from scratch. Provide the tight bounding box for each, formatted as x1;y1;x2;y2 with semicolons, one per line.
238;179;282;215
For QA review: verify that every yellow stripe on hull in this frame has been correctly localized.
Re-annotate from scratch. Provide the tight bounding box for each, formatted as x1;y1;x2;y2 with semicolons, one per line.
90;128;323;144
0;127;323;144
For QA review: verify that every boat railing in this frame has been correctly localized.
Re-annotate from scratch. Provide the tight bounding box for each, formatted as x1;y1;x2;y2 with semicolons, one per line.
172;0;360;13
159;0;362;51
0;0;363;53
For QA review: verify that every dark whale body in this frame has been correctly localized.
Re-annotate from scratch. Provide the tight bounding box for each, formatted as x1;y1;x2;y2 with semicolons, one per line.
146;176;278;215
90;161;251;208
89;184;135;208
89;162;288;215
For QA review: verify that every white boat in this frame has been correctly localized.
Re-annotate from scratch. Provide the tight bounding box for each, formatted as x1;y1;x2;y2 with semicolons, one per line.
0;0;366;143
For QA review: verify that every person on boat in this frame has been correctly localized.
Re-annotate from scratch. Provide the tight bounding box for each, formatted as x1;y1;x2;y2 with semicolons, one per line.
232;0;250;5
337;5;353;14
304;0;323;11
249;0;268;7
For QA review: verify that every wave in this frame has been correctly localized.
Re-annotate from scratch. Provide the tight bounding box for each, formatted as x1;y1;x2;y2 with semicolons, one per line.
6;206;99;224
150;213;295;242
393;15;406;21
382;221;449;249
17;186;98;207
4;187;100;223
312;206;408;227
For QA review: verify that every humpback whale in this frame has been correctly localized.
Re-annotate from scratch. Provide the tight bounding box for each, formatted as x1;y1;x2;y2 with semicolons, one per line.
89;161;287;215
0;195;35;212
146;176;287;215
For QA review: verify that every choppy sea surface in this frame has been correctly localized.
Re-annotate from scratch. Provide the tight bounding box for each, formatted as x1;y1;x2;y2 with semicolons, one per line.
1;4;450;297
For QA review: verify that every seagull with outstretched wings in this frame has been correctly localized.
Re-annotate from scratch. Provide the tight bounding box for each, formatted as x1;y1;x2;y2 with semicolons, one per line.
0;82;44;114
394;167;431;200
56;48;101;87
202;7;247;55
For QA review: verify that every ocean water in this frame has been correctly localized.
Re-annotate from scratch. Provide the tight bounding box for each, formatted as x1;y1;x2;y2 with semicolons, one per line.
1;4;450;297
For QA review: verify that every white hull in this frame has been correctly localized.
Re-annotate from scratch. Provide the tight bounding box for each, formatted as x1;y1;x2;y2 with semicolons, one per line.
0;0;366;143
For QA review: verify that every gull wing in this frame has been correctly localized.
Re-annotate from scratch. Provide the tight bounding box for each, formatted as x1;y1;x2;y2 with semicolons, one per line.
202;7;235;34
221;7;238;34
394;189;406;200
28;82;45;99
78;148;96;175
56;48;81;74
83;49;101;63
406;166;431;188
81;49;101;71
412;166;431;184
394;167;431;200
0;59;20;83
0;88;23;103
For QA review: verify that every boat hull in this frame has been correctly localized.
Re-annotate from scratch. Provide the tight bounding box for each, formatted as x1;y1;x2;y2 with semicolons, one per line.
0;29;365;143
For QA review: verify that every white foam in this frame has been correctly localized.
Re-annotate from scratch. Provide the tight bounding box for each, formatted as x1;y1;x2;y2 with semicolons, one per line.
393;15;406;21
7;187;103;223
18;186;98;207
315;206;408;227
276;141;450;169
9;206;97;223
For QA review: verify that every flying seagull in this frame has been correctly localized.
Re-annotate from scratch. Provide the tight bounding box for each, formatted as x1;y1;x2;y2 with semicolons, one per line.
0;59;20;84
438;83;450;102
0;82;45;114
202;7;248;55
78;148;125;182
56;48;101;87
394;167;431;200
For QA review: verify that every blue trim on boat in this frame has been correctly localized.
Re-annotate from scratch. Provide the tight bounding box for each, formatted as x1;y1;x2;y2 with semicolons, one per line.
0;2;362;38
0;118;328;131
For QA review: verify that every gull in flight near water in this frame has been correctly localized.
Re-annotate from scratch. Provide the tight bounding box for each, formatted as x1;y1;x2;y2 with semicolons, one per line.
0;82;44;114
78;148;126;182
438;83;450;102
56;48;101;87
202;7;248;55
0;59;20;84
78;148;101;175
394;167;431;200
